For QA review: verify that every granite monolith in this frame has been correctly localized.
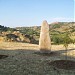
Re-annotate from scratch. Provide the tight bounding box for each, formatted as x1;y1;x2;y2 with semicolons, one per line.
39;20;51;53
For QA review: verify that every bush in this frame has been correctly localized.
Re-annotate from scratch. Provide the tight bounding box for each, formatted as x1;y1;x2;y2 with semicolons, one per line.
51;34;63;44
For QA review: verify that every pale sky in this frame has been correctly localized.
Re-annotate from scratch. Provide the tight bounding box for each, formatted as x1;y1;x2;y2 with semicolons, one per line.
0;0;74;27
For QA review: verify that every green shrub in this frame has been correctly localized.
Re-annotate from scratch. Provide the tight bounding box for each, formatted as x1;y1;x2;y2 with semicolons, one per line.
51;34;63;44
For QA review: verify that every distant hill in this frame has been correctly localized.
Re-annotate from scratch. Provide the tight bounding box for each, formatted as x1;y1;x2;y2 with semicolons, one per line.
15;22;75;44
49;22;75;32
16;22;75;35
0;25;16;33
0;22;75;44
0;25;8;32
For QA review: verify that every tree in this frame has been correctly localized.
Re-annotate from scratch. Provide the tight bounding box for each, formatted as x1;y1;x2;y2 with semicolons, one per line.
62;28;73;60
63;30;72;50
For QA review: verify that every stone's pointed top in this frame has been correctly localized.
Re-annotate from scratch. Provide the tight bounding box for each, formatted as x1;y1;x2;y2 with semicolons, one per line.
42;20;48;26
43;20;47;24
43;20;47;22
41;20;49;32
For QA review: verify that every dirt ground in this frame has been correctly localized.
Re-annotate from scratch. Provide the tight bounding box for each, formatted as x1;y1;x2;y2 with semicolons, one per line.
0;42;75;75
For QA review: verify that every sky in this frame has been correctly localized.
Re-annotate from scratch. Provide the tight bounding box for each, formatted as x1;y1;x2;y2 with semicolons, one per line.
0;0;74;28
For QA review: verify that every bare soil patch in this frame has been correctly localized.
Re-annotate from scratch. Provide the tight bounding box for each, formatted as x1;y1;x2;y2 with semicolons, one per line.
49;60;75;70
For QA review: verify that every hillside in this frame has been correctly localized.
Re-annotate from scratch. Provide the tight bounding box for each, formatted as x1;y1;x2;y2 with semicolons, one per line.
0;22;75;75
16;22;75;36
0;22;75;44
16;22;75;44
0;25;16;33
16;22;75;32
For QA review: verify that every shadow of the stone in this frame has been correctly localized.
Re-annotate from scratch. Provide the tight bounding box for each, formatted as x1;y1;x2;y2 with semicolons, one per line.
0;48;75;71
54;48;75;54
34;48;75;57
34;51;58;56
34;48;75;70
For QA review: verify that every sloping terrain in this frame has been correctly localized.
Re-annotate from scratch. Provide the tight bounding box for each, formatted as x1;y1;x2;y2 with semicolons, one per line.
0;22;75;44
16;22;75;44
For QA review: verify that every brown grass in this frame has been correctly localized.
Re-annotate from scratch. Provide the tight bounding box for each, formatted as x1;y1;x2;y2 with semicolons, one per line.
0;42;38;50
0;42;75;57
0;42;75;75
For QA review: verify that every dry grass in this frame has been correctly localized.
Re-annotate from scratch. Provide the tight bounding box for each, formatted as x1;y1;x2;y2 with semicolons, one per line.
0;42;75;75
0;42;38;50
51;44;75;57
0;42;75;57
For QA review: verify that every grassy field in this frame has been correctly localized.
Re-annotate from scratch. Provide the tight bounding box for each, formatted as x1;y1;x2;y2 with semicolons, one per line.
0;42;75;75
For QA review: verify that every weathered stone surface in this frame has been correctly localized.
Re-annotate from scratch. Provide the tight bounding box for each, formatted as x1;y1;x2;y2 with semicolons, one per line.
39;20;51;53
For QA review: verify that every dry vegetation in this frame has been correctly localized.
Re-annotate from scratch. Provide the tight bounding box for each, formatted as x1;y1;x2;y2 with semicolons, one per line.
0;42;75;57
0;42;38;50
0;42;75;75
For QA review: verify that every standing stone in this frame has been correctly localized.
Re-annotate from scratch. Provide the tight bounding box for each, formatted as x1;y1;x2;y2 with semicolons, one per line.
39;20;51;53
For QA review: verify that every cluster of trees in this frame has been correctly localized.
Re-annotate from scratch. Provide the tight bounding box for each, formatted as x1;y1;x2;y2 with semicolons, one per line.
0;25;8;32
19;28;40;36
51;32;75;45
0;23;75;45
0;25;16;33
17;25;75;45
